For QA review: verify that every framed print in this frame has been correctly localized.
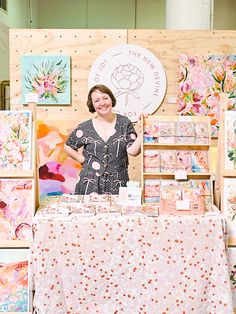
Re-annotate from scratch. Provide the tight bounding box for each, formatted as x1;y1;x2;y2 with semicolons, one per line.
224;111;236;171
21;55;71;105
0;111;32;170
223;178;236;243
0;248;29;312
0;179;34;241
227;247;236;309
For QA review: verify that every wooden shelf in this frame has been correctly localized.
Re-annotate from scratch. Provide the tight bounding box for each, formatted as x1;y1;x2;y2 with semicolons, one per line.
221;170;236;178
0;169;34;178
143;172;212;179
0;240;31;247
143;143;210;150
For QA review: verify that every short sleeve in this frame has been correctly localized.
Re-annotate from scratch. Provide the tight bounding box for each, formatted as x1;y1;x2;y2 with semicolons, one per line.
125;119;137;148
65;124;84;150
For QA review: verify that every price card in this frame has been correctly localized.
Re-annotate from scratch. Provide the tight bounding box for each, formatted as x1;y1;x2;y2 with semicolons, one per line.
179;116;192;122
176;200;190;210
174;170;187;180
25;92;38;103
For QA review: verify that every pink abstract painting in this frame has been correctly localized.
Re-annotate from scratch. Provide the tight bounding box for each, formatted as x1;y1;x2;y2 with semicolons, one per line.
178;54;236;137
0;249;29;312
37;119;81;199
0;111;32;169
0;179;34;241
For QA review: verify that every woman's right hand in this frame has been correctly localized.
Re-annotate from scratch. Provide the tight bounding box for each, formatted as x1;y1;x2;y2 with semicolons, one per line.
77;146;85;164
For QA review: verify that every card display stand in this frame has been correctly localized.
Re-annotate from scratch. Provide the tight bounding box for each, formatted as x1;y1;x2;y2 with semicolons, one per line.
141;115;213;213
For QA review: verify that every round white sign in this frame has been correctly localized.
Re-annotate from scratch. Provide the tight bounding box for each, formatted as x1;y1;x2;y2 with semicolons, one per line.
88;44;167;122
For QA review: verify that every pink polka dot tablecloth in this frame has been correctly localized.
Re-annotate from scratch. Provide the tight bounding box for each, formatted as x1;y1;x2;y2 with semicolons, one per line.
31;199;233;314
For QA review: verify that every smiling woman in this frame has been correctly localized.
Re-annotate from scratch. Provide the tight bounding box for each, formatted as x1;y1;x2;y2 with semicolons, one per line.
64;84;141;195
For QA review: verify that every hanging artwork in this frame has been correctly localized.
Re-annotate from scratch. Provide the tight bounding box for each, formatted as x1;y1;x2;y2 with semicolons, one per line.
37;119;81;199
225;111;236;170
0;179;34;241
21;55;71;105
227;247;236;309
223;178;236;243
0;248;29;312
0;111;32;170
178;54;236;137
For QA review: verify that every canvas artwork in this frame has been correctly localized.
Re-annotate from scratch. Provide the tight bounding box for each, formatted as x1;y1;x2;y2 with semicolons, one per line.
178;54;236;137
0;179;34;241
223;178;236;242
0;111;32;170
227;247;236;308
224;111;236;170
0;248;29;312
21;55;71;105
37;119;82;199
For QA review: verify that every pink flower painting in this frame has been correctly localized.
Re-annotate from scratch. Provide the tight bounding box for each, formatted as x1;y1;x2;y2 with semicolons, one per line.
178;54;236;137
225;111;236;170
0;111;32;170
22;55;70;105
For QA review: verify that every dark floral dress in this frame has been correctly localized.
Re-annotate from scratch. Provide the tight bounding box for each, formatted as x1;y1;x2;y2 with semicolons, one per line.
65;114;137;195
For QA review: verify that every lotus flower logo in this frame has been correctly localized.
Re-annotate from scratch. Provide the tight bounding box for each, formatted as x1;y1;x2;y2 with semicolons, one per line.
111;63;144;105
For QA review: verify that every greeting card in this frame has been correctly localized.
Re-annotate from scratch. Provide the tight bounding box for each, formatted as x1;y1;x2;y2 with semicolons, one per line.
143;149;160;172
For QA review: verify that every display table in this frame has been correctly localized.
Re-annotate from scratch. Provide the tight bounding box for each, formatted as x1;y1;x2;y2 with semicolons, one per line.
31;196;234;314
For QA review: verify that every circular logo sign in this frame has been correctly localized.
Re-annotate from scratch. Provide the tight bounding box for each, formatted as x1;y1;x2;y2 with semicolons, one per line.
88;44;166;122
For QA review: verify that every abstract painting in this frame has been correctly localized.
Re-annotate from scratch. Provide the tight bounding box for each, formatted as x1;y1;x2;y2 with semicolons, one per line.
178;54;236;137
21;55;71;105
224;111;236;170
227;247;236;309
0;248;29;312
0;111;32;170
37;118;81;199
223;178;236;242
0;179;34;241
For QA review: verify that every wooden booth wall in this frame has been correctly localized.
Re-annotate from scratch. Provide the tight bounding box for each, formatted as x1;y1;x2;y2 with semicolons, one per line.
9;29;236;183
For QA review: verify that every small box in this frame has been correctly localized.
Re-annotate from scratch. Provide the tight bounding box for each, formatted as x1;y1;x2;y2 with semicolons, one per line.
119;186;142;206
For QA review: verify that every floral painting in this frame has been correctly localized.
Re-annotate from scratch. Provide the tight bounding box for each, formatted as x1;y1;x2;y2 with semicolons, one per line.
0;248;29;312
223;178;236;242
227;247;236;308
178;54;236;137
37;118;81;199
0;111;32;170
225;111;236;170
21;55;70;105
0;179;34;241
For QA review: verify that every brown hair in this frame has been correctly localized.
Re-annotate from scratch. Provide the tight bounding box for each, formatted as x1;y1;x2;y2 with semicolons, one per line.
87;84;116;113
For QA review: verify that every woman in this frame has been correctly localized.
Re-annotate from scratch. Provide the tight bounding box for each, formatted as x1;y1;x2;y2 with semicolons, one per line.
64;84;141;195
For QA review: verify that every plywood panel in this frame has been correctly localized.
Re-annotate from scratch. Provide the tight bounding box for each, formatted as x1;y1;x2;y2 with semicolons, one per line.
9;29;236;184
